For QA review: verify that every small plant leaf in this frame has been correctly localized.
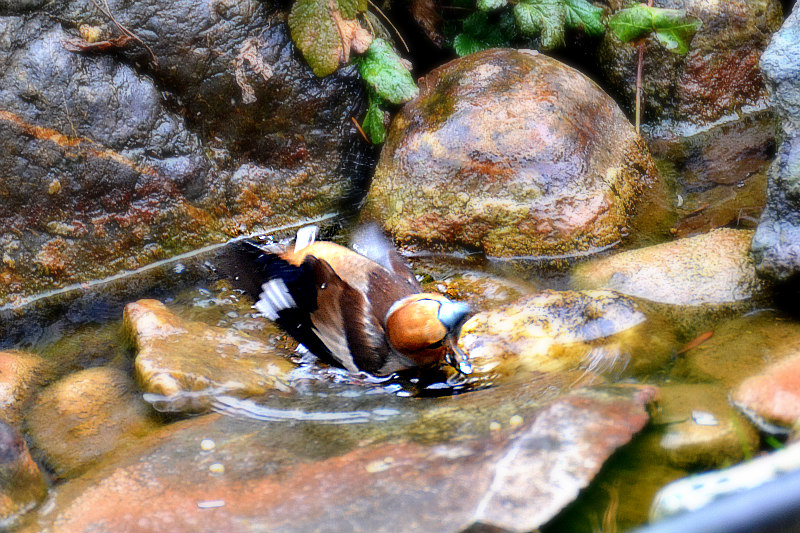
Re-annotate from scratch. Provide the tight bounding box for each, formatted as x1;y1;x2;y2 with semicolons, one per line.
362;91;388;144
513;0;565;50
652;14;702;54
288;0;342;77
289;0;370;77
477;0;507;12
452;11;510;56
338;0;367;19
608;4;701;54
357;38;419;104
563;0;604;37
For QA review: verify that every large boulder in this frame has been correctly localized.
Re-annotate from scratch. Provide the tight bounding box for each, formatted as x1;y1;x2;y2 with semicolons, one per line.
751;4;800;282
362;49;661;260
0;0;371;307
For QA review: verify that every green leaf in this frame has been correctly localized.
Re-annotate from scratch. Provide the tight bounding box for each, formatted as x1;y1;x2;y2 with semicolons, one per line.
357;38;419;104
513;0;565;49
652;12;702;54
362;91;387;144
337;0;367;18
564;0;604;37
477;0;507;12
288;0;342;77
452;11;510;56
608;4;701;54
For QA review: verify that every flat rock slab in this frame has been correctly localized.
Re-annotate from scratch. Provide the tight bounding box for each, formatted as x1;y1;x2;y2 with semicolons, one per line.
573;229;767;307
124;299;296;410
21;384;657;533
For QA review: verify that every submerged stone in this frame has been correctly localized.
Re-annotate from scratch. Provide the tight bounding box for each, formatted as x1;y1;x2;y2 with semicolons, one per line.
673;310;800;388
362;49;660;261
420;269;537;312
654;384;759;469
457;290;674;379
19;383;656;533
572;229;771;336
0;420;47;528
124;299;295;411
0;350;46;428
25;366;157;478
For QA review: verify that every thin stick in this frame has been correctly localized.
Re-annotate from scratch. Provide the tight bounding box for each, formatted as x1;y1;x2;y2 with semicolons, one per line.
635;40;644;134
350;116;370;143
634;0;654;135
367;0;410;53
90;0;159;69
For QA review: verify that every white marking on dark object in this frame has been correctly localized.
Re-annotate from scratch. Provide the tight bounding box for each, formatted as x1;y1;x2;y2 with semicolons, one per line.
294;225;318;252
255;279;297;320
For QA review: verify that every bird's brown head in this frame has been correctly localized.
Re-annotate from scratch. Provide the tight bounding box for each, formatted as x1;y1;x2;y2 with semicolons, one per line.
385;294;472;374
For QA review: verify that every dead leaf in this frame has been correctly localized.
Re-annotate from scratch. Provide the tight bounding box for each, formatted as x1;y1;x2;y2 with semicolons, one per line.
330;2;373;62
410;0;444;47
62;34;133;53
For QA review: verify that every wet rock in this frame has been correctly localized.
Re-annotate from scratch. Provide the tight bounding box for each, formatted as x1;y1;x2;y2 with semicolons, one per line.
0;350;45;427
21;383;656;533
759;4;800;135
0;0;370;307
362;49;661;261
457;290;674;379
599;0;781;125
25;366;157;478
598;1;782;233
733;353;800;432
124;299;295;411
0;420;48;528
673;310;800;388
420;269;536;312
572;229;770;336
751;4;800;282
654;384;759;469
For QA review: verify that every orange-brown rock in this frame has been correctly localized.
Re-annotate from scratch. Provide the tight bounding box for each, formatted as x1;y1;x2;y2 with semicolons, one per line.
362;49;660;260
0;350;46;427
26;366;156;478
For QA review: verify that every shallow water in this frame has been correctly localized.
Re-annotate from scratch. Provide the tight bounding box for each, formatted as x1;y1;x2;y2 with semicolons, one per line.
3;217;796;532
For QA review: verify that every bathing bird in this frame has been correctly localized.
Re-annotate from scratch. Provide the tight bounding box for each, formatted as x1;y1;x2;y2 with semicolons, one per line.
228;224;473;377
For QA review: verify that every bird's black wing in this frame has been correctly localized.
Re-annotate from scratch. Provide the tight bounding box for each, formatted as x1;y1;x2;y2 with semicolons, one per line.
223;241;342;368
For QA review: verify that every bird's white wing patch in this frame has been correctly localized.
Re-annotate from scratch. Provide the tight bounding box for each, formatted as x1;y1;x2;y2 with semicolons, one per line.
254;279;297;320
294;225;318;253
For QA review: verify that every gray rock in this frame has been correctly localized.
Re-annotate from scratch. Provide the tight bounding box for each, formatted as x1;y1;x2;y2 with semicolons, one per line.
752;5;800;281
761;4;800;134
0;0;371;307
